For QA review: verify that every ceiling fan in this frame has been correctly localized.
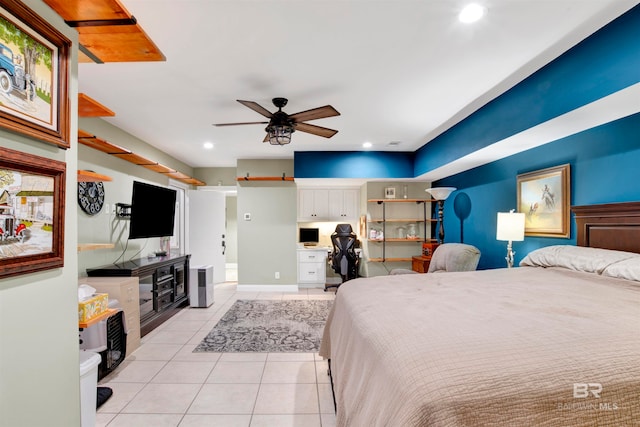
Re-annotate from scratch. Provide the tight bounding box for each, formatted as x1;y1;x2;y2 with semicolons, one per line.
214;98;340;145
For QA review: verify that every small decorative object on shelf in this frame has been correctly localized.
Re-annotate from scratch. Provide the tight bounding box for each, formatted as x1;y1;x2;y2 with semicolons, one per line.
403;185;408;199
407;223;417;238
384;187;396;199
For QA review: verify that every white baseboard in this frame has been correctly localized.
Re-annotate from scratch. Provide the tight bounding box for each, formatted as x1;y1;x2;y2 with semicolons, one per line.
236;284;299;292
297;283;324;289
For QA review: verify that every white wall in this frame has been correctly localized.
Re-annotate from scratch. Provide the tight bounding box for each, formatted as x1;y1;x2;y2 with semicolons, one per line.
0;2;81;425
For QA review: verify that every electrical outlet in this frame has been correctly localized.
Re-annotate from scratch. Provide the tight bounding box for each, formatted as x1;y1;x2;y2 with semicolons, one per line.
275;272;280;279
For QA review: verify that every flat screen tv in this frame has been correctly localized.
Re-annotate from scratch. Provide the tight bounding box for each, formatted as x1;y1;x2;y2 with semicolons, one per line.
299;227;319;245
128;181;177;239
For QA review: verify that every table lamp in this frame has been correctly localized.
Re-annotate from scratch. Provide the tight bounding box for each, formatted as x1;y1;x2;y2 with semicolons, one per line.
425;187;456;243
496;209;525;268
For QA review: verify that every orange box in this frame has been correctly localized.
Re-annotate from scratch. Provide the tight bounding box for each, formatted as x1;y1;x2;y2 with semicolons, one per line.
78;293;108;323
422;242;440;257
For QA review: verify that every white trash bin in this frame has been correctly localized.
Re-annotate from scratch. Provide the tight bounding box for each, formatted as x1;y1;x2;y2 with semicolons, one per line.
79;350;102;427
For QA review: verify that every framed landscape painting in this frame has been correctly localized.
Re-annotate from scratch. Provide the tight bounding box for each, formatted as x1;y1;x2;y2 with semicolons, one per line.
517;164;570;238
0;146;65;279
0;0;70;148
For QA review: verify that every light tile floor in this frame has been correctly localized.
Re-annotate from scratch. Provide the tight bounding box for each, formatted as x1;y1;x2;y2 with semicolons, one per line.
96;283;337;427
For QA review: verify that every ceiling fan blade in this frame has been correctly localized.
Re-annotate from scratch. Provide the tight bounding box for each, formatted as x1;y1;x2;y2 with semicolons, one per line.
289;105;340;122
213;121;269;127
295;122;339;138
237;100;273;118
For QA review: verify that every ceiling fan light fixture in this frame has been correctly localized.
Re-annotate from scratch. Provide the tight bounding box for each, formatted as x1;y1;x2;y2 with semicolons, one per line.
266;124;294;145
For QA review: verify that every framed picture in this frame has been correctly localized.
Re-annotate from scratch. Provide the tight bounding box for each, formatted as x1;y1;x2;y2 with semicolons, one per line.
384;187;396;199
0;0;71;148
0;146;66;279
517;164;570;238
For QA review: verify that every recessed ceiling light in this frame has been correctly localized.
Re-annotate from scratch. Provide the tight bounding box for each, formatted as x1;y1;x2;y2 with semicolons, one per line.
203;142;214;150
363;142;373;148
459;3;486;23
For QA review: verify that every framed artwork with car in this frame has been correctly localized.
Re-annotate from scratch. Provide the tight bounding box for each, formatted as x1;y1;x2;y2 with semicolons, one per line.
0;146;66;279
0;0;71;148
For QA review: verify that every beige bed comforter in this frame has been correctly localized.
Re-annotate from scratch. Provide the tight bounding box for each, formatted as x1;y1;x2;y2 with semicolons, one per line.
320;267;640;426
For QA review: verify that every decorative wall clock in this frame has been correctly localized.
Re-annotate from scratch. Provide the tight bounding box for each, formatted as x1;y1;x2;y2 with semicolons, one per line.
78;180;105;215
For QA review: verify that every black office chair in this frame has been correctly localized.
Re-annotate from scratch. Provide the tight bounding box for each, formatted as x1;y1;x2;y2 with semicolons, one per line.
325;224;359;292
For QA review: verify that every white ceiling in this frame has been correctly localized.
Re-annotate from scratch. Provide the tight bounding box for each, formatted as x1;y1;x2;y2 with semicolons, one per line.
77;0;639;176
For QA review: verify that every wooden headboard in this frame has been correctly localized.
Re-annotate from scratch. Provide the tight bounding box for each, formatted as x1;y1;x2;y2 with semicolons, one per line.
572;202;640;254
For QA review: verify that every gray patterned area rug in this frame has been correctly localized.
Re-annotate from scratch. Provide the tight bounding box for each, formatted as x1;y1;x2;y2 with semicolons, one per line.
194;299;333;352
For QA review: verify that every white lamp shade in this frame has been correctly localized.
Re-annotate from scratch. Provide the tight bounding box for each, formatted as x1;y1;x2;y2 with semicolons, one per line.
425;187;456;200
496;211;525;241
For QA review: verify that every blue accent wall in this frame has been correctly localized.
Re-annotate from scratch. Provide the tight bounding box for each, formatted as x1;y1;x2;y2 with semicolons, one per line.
413;4;640;176
291;5;640;270
436;113;640;269
294;151;414;178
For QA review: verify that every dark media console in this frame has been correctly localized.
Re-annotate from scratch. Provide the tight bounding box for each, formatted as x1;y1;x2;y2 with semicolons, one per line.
87;254;190;336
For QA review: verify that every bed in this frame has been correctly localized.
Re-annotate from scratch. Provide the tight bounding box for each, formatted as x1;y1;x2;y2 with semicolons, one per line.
319;202;640;426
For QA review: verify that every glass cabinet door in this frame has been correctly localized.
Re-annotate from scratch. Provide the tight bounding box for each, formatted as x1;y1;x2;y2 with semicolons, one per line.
173;264;187;301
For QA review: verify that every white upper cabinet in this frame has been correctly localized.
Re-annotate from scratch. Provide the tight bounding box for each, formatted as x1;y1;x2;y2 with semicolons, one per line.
298;188;359;221
329;189;359;220
298;188;329;221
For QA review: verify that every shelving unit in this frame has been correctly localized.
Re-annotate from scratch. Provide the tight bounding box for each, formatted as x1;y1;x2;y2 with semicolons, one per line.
367;198;437;262
78;170;112;182
77;243;115;252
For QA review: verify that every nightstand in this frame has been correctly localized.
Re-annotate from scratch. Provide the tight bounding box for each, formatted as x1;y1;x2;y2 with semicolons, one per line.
411;255;433;273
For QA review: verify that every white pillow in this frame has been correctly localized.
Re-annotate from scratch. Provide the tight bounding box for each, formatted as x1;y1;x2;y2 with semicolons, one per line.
519;245;639;274
602;258;640;282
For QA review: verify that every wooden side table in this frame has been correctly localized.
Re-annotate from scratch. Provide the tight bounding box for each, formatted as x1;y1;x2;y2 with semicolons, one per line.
411;255;433;273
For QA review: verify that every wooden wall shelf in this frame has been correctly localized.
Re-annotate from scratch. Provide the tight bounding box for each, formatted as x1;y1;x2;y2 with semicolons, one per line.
237;176;295;182
78;129;206;186
78;243;115;252
43;0;165;63
78;170;112;182
368;198;433;203
78;93;115;117
370;218;437;223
